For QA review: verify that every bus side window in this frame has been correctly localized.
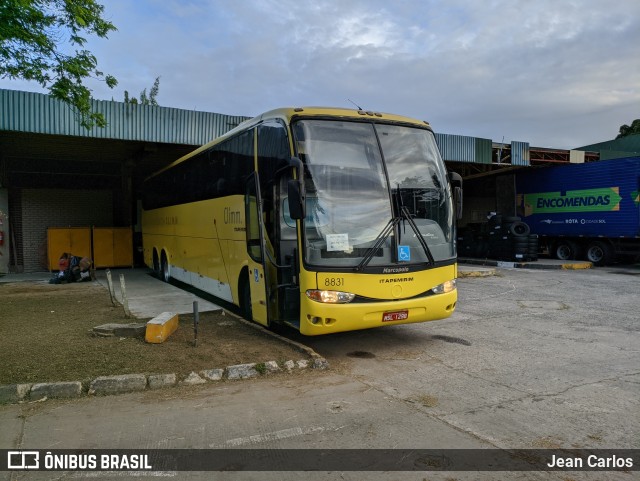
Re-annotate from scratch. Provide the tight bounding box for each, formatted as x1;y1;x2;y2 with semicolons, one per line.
208;148;226;197
213;130;254;197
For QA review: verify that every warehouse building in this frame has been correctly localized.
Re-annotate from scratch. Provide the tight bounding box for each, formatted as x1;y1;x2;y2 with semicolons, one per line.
0;88;617;273
0;89;248;273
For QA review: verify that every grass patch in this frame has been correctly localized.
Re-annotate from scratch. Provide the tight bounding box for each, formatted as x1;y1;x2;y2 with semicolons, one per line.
415;394;439;408
254;362;267;375
0;281;306;385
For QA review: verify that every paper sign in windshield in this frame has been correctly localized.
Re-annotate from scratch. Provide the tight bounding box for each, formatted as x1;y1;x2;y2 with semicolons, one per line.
326;234;349;252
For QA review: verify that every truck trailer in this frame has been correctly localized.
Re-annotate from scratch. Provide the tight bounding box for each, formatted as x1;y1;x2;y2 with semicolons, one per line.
515;157;640;265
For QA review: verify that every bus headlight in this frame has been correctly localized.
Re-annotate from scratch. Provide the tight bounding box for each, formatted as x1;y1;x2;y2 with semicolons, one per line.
431;279;457;295
306;290;356;303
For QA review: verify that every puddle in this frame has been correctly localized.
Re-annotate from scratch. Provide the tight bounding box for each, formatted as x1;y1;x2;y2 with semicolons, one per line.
431;335;472;346
518;300;568;310
346;351;376;359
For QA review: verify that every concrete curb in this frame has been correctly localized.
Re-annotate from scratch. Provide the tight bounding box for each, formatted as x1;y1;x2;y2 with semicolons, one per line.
458;267;497;278
31;381;83;400
0;357;327;405
459;258;592;270
0;304;331;405
89;374;147;396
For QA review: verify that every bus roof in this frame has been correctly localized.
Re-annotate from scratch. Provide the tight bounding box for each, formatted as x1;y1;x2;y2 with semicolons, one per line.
150;107;432;179
237;106;432;133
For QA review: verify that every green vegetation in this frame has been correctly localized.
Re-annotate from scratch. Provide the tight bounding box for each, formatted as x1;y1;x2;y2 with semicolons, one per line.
616;119;640;139
0;0;118;129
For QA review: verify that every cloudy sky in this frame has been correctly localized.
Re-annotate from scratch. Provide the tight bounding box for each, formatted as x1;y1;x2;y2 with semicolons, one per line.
2;0;639;148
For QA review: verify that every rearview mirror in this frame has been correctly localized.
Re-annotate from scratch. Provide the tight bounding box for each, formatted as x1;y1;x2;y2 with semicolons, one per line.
449;171;462;188
449;172;463;220
287;179;306;220
454;186;463;220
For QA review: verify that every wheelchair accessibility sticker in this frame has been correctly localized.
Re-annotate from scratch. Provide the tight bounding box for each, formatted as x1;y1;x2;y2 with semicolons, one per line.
398;245;411;262
253;268;260;283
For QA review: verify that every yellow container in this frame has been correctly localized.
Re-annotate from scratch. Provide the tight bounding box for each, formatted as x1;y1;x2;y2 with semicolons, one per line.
145;312;179;343
93;227;133;268
47;227;91;270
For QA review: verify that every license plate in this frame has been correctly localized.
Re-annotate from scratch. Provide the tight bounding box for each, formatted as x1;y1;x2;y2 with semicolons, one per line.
382;310;408;322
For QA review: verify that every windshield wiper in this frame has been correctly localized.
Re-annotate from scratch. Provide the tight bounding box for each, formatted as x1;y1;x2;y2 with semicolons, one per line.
400;206;435;265
393;186;435;265
355;216;403;272
356;189;436;271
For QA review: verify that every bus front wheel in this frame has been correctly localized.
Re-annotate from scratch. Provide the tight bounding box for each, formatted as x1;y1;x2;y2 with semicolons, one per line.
240;277;253;321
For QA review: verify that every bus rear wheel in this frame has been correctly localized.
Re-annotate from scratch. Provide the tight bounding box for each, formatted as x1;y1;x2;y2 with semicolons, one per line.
161;252;171;283
152;250;161;278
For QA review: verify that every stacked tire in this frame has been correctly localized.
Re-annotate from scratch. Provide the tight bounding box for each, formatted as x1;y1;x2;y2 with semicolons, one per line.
457;216;539;262
484;216;538;262
457;229;489;258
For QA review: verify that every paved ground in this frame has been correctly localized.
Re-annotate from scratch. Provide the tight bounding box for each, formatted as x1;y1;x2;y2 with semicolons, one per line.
300;265;639;453
0;268;223;318
93;269;223;318
2;263;637;480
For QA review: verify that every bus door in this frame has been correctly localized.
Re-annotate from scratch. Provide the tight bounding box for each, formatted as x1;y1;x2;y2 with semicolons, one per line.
277;175;301;325
256;121;301;326
244;172;269;326
248;168;301;328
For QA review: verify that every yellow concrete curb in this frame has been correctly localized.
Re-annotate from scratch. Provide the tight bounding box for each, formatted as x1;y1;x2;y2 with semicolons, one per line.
459;269;497;278
561;262;592;270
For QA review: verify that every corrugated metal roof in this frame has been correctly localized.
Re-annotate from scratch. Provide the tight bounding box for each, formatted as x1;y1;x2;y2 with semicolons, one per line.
434;133;476;163
511;141;530;166
578;134;640;152
474;137;492;164
435;133;494;164
4;89;539;167
0;89;250;145
577;134;640;160
599;150;640;160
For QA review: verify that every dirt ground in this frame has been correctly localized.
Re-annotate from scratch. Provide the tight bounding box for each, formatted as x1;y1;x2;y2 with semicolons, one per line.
0;280;311;385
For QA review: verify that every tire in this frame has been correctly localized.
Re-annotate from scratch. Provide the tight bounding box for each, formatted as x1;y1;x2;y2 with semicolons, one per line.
509;222;531;237
160;251;171;283
152;250;161;279
586;241;613;266
240;276;253;321
554;240;579;261
488;215;502;228
512;238;529;247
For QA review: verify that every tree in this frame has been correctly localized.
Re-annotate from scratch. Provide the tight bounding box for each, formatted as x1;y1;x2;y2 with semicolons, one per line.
124;76;160;106
616;119;640;139
0;0;118;129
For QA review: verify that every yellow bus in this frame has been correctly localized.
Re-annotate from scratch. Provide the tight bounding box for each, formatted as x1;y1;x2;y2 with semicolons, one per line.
141;107;462;335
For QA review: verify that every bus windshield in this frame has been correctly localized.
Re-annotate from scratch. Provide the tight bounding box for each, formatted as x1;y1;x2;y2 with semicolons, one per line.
291;119;454;269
